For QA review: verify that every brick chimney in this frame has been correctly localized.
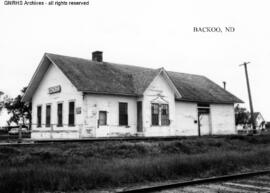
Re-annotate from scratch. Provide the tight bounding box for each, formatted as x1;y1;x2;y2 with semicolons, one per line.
92;51;103;62
223;81;226;90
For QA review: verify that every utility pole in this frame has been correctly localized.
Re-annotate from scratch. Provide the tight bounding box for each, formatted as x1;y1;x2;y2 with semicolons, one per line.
239;62;256;134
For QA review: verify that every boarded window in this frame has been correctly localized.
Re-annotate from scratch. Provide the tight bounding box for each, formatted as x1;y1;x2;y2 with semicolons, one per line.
99;111;107;126
119;102;128;126
45;104;51;127
161;104;170;125
151;103;159;126
68;101;75;126
37;106;42;128
57;103;63;127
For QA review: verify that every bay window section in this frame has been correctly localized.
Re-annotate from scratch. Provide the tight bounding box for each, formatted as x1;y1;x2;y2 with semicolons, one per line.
151;103;159;126
161;104;169;125
151;103;170;126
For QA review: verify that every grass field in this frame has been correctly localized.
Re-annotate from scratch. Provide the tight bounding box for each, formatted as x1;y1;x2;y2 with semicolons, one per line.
0;135;269;193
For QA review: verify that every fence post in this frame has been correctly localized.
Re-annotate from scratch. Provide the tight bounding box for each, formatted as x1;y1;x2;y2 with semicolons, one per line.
18;124;22;143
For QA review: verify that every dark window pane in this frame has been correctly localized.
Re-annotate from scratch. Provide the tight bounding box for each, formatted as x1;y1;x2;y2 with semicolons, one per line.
119;102;128;126
99;111;107;126
198;108;210;114
37;106;42;128
161;104;170;126
69;101;75;126
137;101;143;132
57;103;63;127
46;105;51;127
151;103;159;126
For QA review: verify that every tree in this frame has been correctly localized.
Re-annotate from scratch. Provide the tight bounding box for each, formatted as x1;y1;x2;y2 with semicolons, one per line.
235;104;250;125
265;122;270;129
4;87;31;128
0;91;4;112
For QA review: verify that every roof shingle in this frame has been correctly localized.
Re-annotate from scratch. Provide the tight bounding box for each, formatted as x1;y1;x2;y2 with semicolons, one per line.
26;53;243;104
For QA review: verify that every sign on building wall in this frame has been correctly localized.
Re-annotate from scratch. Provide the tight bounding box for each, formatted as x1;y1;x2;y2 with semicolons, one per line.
76;107;82;114
48;85;61;94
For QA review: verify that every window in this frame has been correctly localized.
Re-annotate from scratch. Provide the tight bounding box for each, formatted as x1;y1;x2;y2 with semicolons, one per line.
57;103;63;127
45;104;51;127
119;102;128;126
161;104;170;125
151;103;159;126
137;101;143;132
151;103;170;126
99;111;107;126
37;106;42;128
197;103;210;115
68;101;75;126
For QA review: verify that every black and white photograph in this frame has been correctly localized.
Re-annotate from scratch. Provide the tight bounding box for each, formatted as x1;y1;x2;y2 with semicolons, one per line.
0;0;270;192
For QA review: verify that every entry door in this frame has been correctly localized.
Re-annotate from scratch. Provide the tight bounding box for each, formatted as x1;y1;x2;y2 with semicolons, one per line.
137;101;143;132
199;113;211;135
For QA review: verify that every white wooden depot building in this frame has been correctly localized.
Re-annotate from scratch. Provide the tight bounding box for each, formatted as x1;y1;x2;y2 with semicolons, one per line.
22;51;243;139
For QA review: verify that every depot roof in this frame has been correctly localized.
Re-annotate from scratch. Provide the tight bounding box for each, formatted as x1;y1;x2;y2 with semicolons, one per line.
22;53;243;104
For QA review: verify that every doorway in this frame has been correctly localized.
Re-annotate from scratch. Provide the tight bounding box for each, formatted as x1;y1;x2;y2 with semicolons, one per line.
198;104;211;136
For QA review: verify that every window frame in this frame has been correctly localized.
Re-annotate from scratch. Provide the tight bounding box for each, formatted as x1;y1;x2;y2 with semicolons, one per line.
57;102;63;127
119;102;128;126
151;103;170;126
161;104;170;126
45;104;51;128
151;103;159;126
98;111;107;126
68;100;75;127
37;105;42;128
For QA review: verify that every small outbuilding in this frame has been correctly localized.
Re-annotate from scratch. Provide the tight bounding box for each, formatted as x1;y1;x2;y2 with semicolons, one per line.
22;51;243;139
237;112;266;132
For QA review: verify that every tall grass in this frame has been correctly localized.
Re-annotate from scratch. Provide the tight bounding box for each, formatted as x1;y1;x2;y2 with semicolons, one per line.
0;135;269;193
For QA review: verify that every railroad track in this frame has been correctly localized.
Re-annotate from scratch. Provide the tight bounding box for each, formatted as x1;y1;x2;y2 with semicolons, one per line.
116;170;270;193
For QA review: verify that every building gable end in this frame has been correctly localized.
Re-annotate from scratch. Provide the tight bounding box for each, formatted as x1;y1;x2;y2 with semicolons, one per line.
22;54;80;102
143;68;182;99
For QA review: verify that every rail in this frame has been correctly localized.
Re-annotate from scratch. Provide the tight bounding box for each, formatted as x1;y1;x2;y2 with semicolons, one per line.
116;169;270;193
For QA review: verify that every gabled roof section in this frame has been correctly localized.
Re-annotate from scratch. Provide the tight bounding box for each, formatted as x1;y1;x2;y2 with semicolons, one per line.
159;68;182;98
109;62;160;95
46;53;136;96
22;54;52;102
168;71;243;104
23;53;243;104
143;67;182;98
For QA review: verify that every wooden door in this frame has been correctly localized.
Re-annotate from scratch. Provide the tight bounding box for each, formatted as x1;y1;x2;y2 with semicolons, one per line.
198;107;211;136
199;114;211;135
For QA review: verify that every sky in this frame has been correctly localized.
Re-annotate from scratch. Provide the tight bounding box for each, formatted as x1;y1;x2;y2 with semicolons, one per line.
0;0;270;119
